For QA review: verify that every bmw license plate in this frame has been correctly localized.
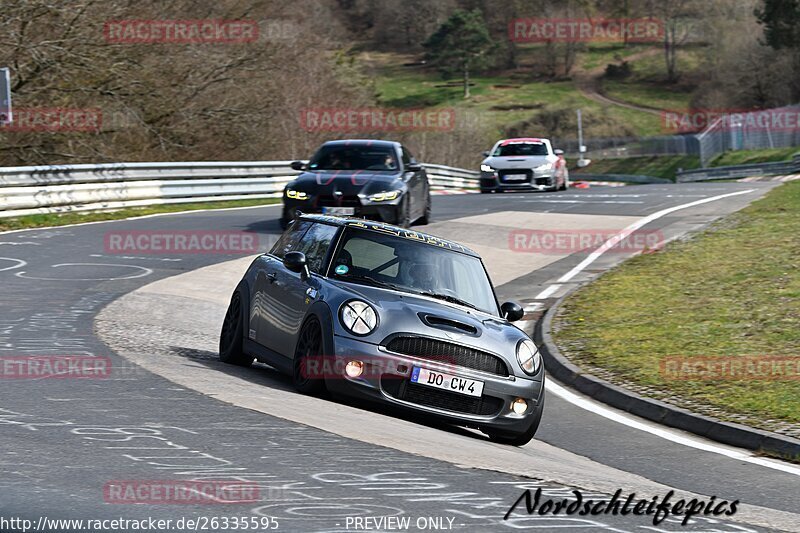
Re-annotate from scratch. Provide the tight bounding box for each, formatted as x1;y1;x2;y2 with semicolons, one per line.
322;207;355;215
503;174;528;181
410;367;484;397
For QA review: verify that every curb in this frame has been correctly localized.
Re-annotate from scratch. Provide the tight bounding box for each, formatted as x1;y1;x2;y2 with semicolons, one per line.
534;287;800;461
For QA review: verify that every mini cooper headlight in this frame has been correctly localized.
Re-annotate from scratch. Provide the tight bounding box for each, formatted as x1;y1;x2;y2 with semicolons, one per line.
368;190;401;202
340;300;378;335
516;339;541;375
480;164;495;172
286;189;308;200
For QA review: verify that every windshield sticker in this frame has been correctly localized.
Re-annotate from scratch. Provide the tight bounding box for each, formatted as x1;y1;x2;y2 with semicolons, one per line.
335;264;349;275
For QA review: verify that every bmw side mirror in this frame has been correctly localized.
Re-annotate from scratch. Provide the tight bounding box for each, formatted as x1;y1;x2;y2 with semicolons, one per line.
406;163;422;172
482;150;490;157
501;301;524;322
284;251;310;280
290;161;306;171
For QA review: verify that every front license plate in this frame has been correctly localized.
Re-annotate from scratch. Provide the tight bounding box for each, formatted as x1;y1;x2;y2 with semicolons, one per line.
322;207;355;215
503;174;528;181
410;367;484;397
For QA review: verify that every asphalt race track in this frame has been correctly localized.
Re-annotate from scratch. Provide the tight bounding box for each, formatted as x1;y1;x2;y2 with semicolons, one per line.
1;182;799;532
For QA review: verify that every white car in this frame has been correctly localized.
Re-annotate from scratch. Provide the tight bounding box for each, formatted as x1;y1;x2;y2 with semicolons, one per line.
480;138;569;193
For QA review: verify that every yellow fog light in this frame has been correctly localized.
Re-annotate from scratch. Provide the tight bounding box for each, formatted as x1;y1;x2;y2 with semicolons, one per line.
511;398;528;415
345;360;364;378
286;189;308;200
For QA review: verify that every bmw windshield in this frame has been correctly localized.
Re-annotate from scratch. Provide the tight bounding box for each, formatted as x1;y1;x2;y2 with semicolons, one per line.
330;228;499;315
308;145;398;171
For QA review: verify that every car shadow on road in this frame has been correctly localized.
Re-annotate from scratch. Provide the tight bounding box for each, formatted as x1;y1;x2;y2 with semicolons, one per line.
169;346;490;443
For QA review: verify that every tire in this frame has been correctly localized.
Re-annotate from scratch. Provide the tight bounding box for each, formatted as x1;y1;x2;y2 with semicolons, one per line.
219;287;254;367
396;196;411;228
480;189;491;194
292;318;327;395
485;396;544;446
417;194;432;225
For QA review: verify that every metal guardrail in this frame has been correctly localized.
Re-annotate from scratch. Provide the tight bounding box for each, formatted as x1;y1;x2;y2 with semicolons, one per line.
676;154;800;183
0;161;480;218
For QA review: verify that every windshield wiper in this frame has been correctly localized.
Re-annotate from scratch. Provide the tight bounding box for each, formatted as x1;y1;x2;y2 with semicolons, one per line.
337;274;399;291
417;291;481;311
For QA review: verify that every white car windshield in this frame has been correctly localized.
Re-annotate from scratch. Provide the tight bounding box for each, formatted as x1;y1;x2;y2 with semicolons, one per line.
492;142;549;157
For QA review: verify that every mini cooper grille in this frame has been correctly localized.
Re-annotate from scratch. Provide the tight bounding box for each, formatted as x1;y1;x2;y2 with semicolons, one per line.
381;377;504;416
384;336;509;377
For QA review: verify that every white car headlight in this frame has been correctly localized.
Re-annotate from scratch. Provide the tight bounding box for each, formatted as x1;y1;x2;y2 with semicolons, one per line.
516;339;541;375
368;190;401;202
480;164;495;172
340;300;378;335
534;163;553;172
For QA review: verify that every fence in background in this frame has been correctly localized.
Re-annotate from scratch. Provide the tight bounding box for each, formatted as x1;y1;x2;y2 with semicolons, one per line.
555;104;799;167
0;161;481;219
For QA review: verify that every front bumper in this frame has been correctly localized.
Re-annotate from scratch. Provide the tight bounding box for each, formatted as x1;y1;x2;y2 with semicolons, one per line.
480;171;556;192
283;198;402;224
324;334;545;434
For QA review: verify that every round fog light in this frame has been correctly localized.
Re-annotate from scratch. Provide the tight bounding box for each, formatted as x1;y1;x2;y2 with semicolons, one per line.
345;360;364;378
511;398;528;415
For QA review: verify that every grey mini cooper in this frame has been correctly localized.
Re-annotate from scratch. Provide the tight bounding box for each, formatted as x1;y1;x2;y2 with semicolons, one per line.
219;214;545;445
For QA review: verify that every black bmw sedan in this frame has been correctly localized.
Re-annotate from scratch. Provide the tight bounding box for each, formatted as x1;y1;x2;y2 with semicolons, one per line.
281;140;431;229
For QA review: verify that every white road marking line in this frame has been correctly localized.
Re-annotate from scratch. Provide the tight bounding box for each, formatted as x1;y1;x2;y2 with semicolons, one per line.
534;284;562;300
556;189;756;284
0;257;27;272
524;302;543;313
14;263;153;281
545;380;800;477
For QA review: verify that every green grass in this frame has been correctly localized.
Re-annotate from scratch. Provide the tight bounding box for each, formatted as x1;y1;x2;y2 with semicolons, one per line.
571;155;700;181
367;54;664;137
0;198;281;233
711;147;800;167
553;181;800;430
603;80;693;111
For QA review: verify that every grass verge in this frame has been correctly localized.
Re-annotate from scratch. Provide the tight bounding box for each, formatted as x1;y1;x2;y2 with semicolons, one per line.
0;198;281;233
571;155;700;181
553;181;800;431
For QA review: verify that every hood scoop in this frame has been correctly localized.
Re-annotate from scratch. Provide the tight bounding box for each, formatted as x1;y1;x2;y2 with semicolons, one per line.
418;313;479;336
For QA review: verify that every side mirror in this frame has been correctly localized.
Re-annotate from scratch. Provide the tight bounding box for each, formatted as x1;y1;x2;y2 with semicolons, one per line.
406;162;422;172
554;149;564;156
501;301;524;322
482;150;490;157
290;161;306;171
284;251;310;280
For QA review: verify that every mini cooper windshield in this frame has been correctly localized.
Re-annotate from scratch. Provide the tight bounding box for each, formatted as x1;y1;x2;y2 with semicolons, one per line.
330;228;498;315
